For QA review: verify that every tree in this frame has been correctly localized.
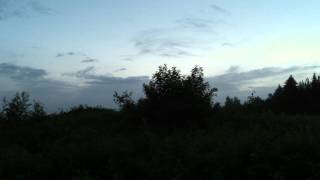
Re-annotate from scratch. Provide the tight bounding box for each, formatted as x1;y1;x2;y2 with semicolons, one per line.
31;101;46;120
267;85;284;113
282;75;298;113
116;65;218;129
268;76;299;113
113;90;135;111
224;96;242;112
2;92;32;121
284;75;298;92
244;91;265;112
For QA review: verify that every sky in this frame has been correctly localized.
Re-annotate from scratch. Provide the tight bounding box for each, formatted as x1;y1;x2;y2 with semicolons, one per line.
0;0;320;111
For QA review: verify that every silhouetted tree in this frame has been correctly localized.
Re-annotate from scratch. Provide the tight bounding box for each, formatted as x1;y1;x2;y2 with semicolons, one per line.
2;92;32;121
224;96;242;112
113;90;142;128
244;91;265;112
264;74;320;113
31;100;46;120
117;65;218;129
282;75;298;113
113;90;135;111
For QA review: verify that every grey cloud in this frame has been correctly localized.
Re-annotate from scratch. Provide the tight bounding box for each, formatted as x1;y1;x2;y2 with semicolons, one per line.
59;67;149;109
0;0;52;21
114;68;127;73
0;63;148;112
62;66;95;78
30;1;53;15
55;52;84;58
0;0;21;20
55;53;64;58
176;17;224;31
0;63;47;80
210;4;232;16
0;63;76;112
56;52;99;64
63;66;149;85
225;65;240;74
81;58;99;63
86;75;149;85
213;65;320;83
130;7;231;59
134;30;194;58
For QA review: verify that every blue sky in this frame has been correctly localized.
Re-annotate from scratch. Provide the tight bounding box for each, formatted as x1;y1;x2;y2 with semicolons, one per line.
1;0;320;111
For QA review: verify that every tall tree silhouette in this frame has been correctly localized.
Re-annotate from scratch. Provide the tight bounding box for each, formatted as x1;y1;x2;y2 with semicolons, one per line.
282;75;298;113
116;65;218;129
267;85;283;112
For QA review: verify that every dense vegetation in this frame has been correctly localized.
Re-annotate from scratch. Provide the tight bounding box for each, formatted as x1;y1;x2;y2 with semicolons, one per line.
1;65;320;179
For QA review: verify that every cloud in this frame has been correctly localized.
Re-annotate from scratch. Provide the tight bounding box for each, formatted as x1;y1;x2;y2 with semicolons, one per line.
64;66;148;85
55;52;84;58
114;68;127;73
0;0;21;20
63;66;95;78
59;66;149;110
56;52;99;63
225;65;241;73
133;29;194;58
0;63;47;80
0;63;76;111
81;58;99;63
129;5;232;60
30;1;53;15
177;18;214;30
0;0;53;21
210;4;232;16
213;65;320;83
0;63;148;112
176;17;225;31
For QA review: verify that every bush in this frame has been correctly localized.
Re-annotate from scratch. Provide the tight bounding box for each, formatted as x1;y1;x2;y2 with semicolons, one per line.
115;65;218;129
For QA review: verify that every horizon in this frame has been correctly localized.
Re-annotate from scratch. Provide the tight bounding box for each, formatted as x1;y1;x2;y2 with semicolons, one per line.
1;0;320;111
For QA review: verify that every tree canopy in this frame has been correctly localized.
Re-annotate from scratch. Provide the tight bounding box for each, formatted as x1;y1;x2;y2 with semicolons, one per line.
115;64;218;128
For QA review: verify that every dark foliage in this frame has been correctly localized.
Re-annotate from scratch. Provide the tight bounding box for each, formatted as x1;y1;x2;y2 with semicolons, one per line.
114;65;217;129
2;67;320;179
266;74;320;114
1;92;46;121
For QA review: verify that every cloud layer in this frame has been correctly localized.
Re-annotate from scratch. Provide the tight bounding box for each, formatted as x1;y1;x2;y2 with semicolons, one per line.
0;0;52;21
126;4;232;61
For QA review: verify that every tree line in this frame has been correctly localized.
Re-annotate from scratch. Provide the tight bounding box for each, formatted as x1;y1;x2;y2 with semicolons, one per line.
223;73;320;114
114;65;320;129
1;65;320;124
